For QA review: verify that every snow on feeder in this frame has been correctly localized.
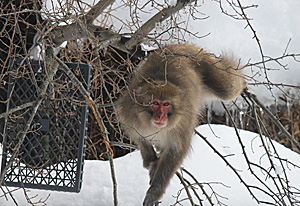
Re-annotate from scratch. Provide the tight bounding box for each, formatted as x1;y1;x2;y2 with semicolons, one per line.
1;58;90;192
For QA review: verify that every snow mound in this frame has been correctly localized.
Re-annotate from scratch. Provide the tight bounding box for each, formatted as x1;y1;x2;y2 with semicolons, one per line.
1;124;300;205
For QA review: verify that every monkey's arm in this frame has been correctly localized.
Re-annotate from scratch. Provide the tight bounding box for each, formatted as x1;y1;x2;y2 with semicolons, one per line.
139;141;158;169
143;146;186;206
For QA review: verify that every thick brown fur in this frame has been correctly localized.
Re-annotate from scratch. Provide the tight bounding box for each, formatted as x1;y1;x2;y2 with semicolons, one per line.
116;44;245;206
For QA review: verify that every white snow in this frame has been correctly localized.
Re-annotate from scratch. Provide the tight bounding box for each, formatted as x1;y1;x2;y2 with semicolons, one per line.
1;124;300;205
168;0;177;7
140;42;159;52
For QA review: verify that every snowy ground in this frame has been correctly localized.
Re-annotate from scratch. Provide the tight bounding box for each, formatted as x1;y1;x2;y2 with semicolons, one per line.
1;124;300;206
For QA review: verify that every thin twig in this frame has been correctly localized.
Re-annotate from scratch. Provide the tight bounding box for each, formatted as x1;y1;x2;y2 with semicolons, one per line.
125;0;196;50
55;57;118;206
180;168;214;206
84;0;116;24
242;89;300;153
175;171;196;206
0;46;59;186
236;0;269;84
0;101;36;119
194;129;261;204
222;102;283;204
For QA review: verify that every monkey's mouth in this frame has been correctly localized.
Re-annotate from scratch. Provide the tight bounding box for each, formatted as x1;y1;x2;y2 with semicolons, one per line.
152;120;167;128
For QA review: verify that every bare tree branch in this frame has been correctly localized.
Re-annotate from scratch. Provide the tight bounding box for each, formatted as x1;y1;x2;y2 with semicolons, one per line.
125;0;197;50
242;89;300;153
55;56;118;206
0;101;36;119
175;171;196;206
0;46;59;186
194;129;261;204
49;24;118;47
84;0;116;24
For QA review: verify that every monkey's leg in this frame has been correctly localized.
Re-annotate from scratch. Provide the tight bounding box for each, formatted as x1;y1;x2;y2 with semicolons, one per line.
143;146;185;206
197;60;245;101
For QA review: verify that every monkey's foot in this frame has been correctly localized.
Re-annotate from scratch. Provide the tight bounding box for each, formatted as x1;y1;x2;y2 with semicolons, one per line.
143;189;161;206
143;195;160;206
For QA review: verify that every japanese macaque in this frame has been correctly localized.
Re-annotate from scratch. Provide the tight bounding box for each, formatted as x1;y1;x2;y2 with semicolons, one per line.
116;44;245;206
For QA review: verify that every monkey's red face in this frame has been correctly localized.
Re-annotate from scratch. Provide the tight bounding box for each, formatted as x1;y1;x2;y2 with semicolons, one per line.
150;99;172;128
133;82;181;131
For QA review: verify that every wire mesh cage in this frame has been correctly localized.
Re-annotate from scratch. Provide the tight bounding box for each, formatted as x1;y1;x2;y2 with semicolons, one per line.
0;58;91;192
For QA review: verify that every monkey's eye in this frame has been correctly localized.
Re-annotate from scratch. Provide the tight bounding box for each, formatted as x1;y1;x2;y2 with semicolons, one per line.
152;101;159;106
163;102;170;106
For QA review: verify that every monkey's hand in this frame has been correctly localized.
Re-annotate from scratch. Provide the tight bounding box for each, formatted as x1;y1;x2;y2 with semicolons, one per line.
143;157;158;169
143;186;162;206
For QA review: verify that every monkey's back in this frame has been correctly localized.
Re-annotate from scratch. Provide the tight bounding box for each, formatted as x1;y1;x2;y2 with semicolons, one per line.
134;45;205;101
152;44;245;101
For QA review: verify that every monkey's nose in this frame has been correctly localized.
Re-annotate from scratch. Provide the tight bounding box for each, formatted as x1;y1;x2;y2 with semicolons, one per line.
156;108;165;120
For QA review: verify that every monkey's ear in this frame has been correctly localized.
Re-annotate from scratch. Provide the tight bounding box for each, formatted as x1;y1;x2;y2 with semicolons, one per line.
131;86;148;99
134;86;143;95
134;84;152;96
